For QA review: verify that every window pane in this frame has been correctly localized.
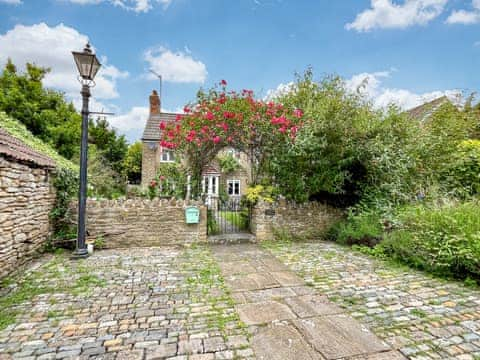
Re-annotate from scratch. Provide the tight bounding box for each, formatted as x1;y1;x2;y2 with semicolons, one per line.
228;182;233;195
234;182;240;195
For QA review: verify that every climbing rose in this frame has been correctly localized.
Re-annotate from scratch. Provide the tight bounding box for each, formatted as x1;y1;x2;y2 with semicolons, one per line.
205;111;214;120
213;136;221;144
293;109;303;118
159;121;167;130
220;79;227;86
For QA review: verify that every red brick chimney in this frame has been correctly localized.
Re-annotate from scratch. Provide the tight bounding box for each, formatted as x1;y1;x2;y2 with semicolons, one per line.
149;90;160;116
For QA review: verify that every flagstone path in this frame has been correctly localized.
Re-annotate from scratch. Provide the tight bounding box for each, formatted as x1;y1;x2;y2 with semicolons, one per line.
212;244;403;360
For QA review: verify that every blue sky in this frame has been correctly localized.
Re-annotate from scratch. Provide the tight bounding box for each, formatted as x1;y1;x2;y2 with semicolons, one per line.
0;0;479;142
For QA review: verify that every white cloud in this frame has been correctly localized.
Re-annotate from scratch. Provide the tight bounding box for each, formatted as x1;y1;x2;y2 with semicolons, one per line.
0;0;22;4
345;70;460;110
144;46;207;84
108;105;181;142
109;106;149;132
263;82;295;101
61;0;172;12
346;0;448;32
446;0;480;24
0;23;128;108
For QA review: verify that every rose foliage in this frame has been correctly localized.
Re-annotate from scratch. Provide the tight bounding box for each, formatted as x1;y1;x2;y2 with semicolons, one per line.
159;81;304;196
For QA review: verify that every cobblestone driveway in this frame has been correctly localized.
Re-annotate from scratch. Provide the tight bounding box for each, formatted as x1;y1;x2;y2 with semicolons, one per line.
265;241;480;360
2;241;480;359
0;246;252;359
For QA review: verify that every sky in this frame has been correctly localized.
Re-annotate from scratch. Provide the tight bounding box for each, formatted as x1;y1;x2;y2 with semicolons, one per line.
0;0;479;142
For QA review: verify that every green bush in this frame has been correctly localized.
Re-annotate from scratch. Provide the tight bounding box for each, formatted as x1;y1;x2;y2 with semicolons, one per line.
328;210;383;247
381;201;480;279
441;139;480;198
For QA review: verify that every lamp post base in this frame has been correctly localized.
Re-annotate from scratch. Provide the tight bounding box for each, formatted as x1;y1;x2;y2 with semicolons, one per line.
71;248;89;259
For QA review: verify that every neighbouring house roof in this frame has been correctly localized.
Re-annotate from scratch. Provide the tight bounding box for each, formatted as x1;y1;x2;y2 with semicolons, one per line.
0;128;56;168
142;113;179;141
406;96;450;121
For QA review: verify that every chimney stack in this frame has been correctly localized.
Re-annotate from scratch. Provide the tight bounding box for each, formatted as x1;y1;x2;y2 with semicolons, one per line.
149;90;160;116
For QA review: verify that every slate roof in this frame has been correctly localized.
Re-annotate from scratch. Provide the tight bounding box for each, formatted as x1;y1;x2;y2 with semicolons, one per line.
0;128;56;168
406;96;449;121
142;113;179;141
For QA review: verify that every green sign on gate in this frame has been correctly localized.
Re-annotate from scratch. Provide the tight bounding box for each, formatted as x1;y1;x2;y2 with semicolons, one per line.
185;206;200;224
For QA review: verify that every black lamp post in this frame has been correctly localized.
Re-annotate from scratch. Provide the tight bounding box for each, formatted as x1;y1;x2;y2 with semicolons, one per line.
72;43;101;258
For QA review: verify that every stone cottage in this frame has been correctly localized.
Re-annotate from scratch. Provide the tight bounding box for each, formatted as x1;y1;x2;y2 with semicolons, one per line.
141;90;250;200
0;128;56;279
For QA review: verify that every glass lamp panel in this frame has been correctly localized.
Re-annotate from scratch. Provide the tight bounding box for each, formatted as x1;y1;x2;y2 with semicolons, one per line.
89;56;101;80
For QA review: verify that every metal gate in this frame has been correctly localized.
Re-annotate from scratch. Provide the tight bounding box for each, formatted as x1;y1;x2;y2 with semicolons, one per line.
207;198;251;235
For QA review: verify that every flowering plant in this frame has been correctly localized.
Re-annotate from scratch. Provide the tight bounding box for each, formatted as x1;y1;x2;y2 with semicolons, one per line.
159;80;304;195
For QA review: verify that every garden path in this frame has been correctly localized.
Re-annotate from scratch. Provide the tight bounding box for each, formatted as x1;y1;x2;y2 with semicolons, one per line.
212;244;402;360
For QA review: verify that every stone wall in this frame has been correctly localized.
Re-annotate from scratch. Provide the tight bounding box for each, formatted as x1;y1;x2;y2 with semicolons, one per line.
0;156;55;279
72;198;207;248
251;200;342;242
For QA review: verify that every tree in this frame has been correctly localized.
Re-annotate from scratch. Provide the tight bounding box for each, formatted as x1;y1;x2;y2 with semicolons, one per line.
0;60;81;159
123;141;142;183
89;116;128;174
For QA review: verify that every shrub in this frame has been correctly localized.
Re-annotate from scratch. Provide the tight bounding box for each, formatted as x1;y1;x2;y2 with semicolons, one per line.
244;185;277;205
381;201;480;279
328;210;383;247
442;139;480;198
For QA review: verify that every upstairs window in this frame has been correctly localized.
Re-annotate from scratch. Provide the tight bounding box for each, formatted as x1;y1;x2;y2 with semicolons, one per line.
160;149;175;163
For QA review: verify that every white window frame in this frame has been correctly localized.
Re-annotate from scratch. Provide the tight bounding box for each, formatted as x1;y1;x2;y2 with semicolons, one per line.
227;179;241;196
202;175;220;196
160;148;175;163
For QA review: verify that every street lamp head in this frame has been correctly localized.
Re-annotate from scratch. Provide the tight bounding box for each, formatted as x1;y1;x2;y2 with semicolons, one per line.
72;43;101;83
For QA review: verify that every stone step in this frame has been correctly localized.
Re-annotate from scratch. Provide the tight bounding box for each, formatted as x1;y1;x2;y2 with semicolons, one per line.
207;233;256;245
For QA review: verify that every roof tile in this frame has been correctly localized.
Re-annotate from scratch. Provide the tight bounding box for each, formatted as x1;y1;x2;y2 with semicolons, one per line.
0;128;56;168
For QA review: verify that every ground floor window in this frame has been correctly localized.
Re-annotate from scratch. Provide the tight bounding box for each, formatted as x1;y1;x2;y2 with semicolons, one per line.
227;179;240;196
202;175;219;196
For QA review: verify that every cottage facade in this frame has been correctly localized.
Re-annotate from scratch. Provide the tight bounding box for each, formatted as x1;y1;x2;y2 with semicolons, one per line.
141;90;250;200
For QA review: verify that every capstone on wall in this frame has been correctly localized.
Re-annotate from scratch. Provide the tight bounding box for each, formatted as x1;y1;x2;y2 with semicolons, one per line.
71;198;207;248
0;156;55;279
251;200;342;242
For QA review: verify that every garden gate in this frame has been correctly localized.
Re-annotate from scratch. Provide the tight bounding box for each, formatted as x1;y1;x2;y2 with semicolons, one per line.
207;198;252;235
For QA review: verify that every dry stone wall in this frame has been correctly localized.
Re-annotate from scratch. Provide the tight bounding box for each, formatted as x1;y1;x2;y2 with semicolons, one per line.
251;200;342;242
72;198;207;248
0;156;55;279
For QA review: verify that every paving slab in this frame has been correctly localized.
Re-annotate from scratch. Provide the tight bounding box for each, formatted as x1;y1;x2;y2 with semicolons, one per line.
218;261;257;276
236;301;297;325
224;272;279;292
348;351;407;359
294;315;390;359
252;323;324;360
270;271;305;286
284;295;343;318
242;287;297;303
